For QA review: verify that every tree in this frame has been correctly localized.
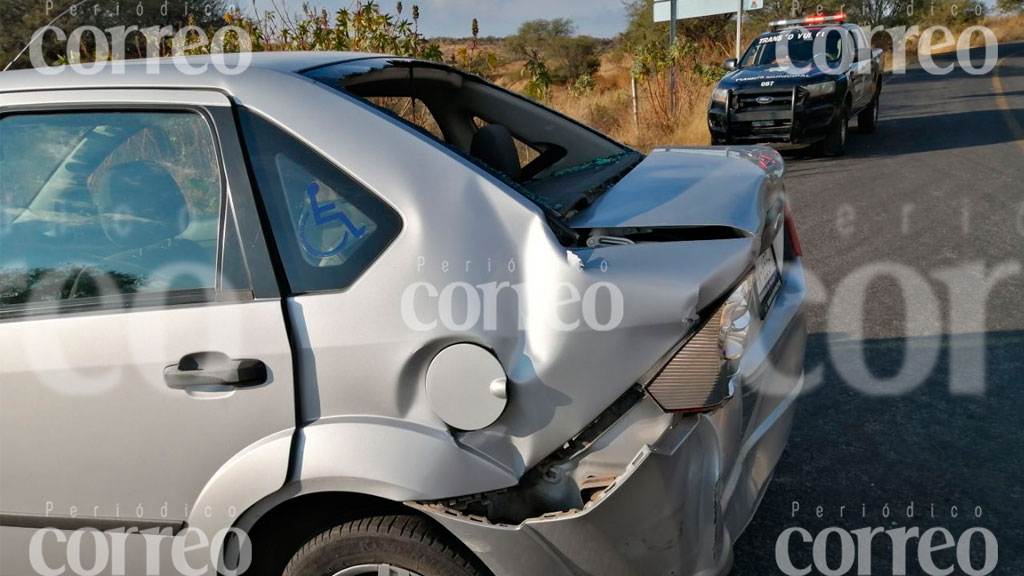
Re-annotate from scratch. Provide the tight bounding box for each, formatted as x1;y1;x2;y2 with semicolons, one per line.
1;0;229;69
909;0;986;27
619;0;734;54
743;0;916;26
1;0;446;70
508;18;600;84
1;0;59;69
997;0;1024;12
558;35;601;80
507;18;575;62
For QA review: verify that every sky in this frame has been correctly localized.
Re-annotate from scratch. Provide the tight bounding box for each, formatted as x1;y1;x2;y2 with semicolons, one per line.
252;0;632;38
252;0;1002;39
411;0;629;38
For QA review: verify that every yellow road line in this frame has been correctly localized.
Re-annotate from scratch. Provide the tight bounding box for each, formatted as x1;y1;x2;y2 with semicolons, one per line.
993;47;1024;152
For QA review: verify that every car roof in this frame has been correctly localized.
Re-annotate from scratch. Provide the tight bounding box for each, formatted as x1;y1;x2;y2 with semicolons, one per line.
0;51;389;94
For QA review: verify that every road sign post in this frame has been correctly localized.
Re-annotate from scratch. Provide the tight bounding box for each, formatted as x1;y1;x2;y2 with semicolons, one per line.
736;0;744;60
654;0;762;118
669;0;677;114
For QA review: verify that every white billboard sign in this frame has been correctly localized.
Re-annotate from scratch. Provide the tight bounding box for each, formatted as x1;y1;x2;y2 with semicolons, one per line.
654;0;763;22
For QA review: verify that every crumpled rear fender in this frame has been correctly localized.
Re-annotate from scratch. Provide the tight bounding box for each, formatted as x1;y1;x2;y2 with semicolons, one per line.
189;418;519;573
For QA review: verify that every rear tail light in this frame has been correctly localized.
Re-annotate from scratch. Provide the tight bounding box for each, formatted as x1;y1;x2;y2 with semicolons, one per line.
727;147;784;178
783;202;803;258
646;275;754;413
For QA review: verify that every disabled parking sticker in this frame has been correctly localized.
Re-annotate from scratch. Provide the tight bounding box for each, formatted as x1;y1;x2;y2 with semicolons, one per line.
298;182;369;258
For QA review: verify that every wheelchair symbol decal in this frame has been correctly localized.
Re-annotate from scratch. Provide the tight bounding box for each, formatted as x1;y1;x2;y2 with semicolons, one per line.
298;182;369;258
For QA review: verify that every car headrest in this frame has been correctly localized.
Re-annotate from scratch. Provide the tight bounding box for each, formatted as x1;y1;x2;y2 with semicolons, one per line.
471;124;521;182
94;161;189;249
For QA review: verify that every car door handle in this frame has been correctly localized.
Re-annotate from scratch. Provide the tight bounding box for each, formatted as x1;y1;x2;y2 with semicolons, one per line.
164;352;268;390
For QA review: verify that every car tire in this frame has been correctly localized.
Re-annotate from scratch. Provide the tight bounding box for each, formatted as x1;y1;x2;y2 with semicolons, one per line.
712;136;730;146
820;105;849;157
282;515;483;576
858;94;879;134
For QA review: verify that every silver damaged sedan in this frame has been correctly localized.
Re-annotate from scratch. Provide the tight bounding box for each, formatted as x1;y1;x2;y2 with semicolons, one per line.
0;53;807;576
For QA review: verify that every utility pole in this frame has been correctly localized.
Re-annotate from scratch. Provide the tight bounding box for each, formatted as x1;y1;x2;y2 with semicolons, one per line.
667;0;675;115
736;0;744;60
632;75;640;136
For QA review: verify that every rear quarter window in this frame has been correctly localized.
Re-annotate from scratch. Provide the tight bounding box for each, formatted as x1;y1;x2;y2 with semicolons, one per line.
238;109;401;293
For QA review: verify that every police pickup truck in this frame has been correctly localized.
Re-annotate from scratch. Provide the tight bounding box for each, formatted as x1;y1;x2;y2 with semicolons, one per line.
708;14;883;156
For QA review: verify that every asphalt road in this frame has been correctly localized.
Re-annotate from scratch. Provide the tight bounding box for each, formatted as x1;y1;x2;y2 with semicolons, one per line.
731;42;1024;575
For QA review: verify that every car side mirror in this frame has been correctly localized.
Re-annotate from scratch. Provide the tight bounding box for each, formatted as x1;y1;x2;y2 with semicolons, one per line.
723;59;738;71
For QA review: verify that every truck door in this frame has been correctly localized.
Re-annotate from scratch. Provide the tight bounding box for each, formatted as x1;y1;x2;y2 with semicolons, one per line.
849;28;873;110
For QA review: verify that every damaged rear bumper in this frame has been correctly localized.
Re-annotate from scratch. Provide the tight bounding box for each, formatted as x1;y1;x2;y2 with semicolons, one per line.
411;260;807;576
414;413;736;576
413;378;802;576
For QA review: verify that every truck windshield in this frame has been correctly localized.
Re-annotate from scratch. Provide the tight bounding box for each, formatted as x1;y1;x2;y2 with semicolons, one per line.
741;28;844;67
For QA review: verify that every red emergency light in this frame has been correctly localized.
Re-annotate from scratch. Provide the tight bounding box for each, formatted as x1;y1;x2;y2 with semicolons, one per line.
769;13;846;29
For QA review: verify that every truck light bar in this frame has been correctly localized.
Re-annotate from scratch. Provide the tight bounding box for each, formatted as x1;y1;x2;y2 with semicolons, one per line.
769;13;845;29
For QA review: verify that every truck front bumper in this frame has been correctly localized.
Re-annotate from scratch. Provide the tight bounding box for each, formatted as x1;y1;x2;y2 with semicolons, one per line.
413;260;808;576
709;92;836;146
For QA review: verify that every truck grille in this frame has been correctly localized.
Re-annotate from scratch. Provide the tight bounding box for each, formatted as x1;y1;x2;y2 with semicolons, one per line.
734;89;795;112
725;88;797;136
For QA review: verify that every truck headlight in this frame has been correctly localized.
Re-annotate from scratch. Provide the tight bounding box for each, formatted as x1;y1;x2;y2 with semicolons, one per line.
711;88;729;105
804;81;836;98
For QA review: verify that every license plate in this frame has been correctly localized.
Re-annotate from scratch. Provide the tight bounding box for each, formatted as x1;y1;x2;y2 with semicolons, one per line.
753;120;774;128
755;247;782;317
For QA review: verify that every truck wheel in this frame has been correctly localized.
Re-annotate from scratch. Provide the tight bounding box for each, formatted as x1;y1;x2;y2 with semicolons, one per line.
858;95;879;134
282;515;482;576
821;106;848;157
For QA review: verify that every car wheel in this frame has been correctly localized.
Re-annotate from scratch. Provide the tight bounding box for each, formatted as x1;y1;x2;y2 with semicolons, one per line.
712;136;730;146
821;106;849;157
282;515;483;576
858;95;879;134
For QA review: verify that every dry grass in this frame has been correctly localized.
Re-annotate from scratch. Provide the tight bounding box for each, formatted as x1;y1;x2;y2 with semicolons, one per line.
895;14;1024;62
551;53;716;149
482;49;722;151
438;35;728;151
982;14;1024;44
573;50;724;149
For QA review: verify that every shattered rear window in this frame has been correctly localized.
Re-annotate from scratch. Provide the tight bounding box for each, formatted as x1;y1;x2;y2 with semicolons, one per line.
304;58;641;220
473;117;540;168
369;97;444;140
